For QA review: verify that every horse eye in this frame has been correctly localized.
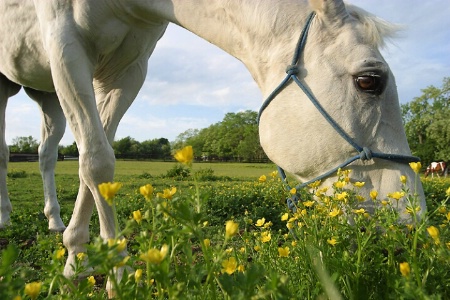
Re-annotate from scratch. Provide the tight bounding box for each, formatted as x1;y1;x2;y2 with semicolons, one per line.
354;75;383;94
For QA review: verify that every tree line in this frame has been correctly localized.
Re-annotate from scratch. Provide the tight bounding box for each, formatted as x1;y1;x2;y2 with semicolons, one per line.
401;77;450;167
9;77;449;165
9;110;268;162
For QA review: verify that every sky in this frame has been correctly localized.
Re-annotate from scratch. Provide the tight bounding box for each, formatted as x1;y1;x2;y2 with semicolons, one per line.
5;0;450;146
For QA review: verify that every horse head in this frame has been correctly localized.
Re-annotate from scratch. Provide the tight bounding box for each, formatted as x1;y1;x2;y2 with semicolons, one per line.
257;0;426;221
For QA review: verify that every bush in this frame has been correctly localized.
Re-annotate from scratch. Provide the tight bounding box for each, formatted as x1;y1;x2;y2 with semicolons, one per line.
164;164;191;179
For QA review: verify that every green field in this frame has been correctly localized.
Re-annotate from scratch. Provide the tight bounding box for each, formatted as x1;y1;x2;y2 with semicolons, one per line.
1;161;450;299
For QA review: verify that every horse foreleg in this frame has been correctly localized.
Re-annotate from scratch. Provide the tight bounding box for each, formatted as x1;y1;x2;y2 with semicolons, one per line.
0;74;21;229
25;88;66;232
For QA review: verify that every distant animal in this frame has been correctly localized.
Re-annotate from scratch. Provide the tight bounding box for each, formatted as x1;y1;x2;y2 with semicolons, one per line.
425;161;447;178
0;73;66;232
0;0;426;293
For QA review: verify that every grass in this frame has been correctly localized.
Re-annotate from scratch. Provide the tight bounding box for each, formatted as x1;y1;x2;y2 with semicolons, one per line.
1;160;450;299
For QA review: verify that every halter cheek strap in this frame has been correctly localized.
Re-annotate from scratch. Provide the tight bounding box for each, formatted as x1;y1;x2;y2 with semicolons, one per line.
257;12;420;211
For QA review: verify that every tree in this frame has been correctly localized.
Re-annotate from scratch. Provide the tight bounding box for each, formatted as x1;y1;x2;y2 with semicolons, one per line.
402;77;450;165
9;136;39;153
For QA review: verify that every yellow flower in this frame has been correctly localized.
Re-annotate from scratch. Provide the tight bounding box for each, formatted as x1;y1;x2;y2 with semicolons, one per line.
308;180;321;188
13;296;21;300
174;145;194;165
270;170;278;178
356;195;365;202
140;244;169;264
221;257;237;275
157;187;177;200
353;208;366;215
133;210;142;224
87;276;96;287
303;200;315;207
388;191;405;200
225;247;233;253
278;246;290;257
134;269;143;282
399;262;410;277
335;192;349;202
258;175;267;183
405;206;421;215
286;222;294;230
329;208;342;217
254;245;261;252
438;206;447;214
409;162;421;174
264;221;273;228
427;226;440;244
381;200;390;206
24;282;41;300
98;182;123;206
139;184;154;201
334;181;346;189
290;188;297;195
203;239;211;248
77;252;87;261
116;238;127;252
55;248;65;260
446;187;450;197
173;146;194;165
291;241;297;247
261;232;271;243
281;213;289;221
238;264;245;272
327;238;338;246
353;181;365;188
225;220;239;238
370;190;378;200
255;218;266;227
400;175;407;184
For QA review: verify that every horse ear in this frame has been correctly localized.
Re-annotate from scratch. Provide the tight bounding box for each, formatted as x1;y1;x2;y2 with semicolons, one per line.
309;0;349;25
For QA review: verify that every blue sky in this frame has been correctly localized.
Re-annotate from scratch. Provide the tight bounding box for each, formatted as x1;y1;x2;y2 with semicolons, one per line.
6;0;450;146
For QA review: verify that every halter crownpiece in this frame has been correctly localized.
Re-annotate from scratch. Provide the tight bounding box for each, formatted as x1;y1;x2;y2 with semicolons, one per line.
257;12;420;211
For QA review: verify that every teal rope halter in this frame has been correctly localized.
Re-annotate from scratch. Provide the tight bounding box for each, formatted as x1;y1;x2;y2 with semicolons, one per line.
257;12;420;211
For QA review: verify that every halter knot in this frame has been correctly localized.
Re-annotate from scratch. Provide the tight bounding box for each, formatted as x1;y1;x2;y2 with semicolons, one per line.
285;64;299;75
359;147;373;161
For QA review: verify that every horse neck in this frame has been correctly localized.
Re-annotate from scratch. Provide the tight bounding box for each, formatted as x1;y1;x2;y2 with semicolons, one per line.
144;0;311;94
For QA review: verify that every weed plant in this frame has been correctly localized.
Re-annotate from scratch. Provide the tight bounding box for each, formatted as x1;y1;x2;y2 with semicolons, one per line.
0;150;449;299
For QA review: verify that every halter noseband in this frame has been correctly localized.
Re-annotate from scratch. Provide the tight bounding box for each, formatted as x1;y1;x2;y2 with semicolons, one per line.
257;12;420;211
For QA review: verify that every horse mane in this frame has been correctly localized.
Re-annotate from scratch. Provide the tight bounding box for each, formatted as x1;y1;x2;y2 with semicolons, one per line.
345;3;402;49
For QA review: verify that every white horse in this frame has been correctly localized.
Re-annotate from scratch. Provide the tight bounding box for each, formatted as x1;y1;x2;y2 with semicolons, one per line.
0;0;426;287
0;73;66;232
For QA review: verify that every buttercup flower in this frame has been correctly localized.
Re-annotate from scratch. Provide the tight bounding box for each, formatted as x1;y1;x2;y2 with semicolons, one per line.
303;200;315;207
308;180;321;188
261;231;271;243
278;246;290;257
409;162;421;174
238;264;245;272
370;190;378;200
400;175;407;184
221;257;237;275
77;252;87;261
24;282;41;300
334;181;346;189
281;213;289;221
157;187;177;200
135;269;143;282
388;191;405;200
87;276;96;287
329;208;342;217
139;184;154;201
225;220;239;238
174;145;193;165
255;218;266;227
353;208;366;215
427;226;440;244
258;175;267;183
140;244;169;264
399;262;410;277
133;210;142;224
254;245;261;252
56;248;65;260
98;182;123;206
446;187;450;197
290;188;297;195
203;239;211;247
353;181;365;188
327;238;338;246
270;170;278;177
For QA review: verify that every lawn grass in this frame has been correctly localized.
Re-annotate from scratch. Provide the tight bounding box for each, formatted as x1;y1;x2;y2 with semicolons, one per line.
8;160;277;177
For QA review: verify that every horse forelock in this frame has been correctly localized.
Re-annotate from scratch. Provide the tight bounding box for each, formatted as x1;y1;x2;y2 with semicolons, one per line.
345;3;402;49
